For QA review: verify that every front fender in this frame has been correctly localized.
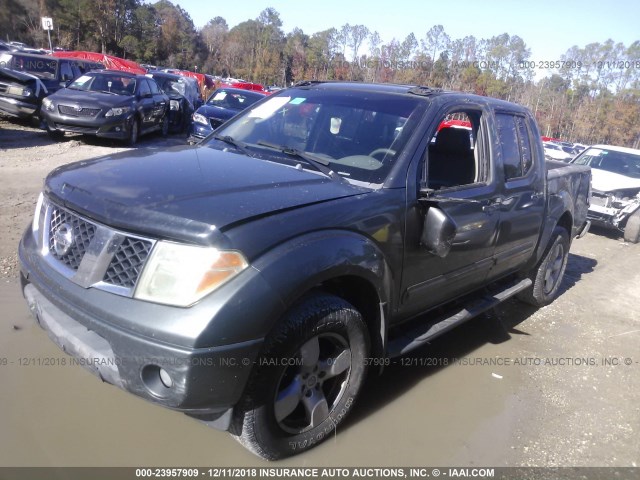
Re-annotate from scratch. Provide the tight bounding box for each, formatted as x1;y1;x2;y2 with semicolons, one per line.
252;229;393;337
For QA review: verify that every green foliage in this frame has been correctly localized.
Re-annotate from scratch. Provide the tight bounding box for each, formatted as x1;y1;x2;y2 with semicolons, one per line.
4;2;638;147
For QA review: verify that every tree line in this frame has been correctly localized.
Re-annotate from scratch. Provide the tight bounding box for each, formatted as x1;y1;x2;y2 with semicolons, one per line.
3;0;639;148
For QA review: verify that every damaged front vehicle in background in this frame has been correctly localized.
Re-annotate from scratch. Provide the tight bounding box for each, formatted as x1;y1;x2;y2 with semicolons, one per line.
572;145;640;243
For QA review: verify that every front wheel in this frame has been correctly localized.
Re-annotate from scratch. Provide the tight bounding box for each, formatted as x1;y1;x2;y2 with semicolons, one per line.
231;292;370;460
126;117;139;146
518;226;570;307
623;210;640;243
46;126;64;141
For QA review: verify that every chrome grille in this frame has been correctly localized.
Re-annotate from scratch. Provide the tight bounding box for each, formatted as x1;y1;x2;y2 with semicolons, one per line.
42;200;156;297
48;206;96;270
58;105;101;117
103;237;152;288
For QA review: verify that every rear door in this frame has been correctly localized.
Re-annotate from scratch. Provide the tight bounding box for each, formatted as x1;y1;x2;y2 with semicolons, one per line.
490;112;545;279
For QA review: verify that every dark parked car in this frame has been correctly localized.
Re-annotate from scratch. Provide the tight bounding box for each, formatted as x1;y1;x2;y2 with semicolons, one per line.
19;82;590;459
40;70;169;144
145;71;200;133
0;52;103;120
188;87;266;142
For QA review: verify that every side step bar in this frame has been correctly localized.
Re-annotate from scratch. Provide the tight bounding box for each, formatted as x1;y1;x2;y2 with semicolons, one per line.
387;278;533;358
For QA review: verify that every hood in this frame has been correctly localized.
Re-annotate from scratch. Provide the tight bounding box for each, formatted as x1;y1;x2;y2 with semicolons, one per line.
197;104;238;121
47;88;133;108
44;145;368;246
591;168;640;192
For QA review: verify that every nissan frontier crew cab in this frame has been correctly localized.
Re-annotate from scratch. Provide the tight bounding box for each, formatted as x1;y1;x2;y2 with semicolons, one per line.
19;81;591;460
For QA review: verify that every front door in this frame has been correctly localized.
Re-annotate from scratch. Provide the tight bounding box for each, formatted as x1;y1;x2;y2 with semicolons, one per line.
399;103;501;319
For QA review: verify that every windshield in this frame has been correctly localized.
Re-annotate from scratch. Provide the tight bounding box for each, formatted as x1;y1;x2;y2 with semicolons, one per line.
203;87;425;184
573;147;640;178
9;55;57;79
68;73;136;95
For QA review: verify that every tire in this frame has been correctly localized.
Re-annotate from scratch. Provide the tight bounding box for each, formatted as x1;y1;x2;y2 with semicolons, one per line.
160;114;169;138
231;292;370;460
517;226;570;307
623;210;640;243
47;127;64;141
126;117;139;146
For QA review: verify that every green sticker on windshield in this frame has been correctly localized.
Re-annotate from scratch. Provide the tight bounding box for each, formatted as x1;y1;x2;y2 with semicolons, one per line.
289;97;306;105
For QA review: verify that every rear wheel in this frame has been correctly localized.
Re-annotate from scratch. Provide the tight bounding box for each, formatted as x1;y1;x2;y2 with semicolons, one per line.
231;292;369;460
623;210;640;243
160;114;169;137
518;226;570;307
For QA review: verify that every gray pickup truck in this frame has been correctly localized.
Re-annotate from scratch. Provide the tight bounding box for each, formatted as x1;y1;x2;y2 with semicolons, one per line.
19;81;591;459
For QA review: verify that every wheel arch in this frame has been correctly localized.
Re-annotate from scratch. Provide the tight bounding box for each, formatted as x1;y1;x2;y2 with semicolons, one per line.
530;187;575;269
251;230;393;364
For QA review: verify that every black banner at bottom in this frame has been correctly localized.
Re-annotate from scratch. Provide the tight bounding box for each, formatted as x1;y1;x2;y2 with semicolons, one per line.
0;467;637;480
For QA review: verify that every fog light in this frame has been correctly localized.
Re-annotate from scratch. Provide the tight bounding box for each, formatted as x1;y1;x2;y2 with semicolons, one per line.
159;368;173;388
141;364;173;396
115;126;121;132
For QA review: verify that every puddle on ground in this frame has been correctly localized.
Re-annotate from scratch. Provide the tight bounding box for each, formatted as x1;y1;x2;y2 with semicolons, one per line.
0;281;530;466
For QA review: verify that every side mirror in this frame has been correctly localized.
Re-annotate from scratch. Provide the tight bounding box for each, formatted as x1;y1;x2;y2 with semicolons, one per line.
421;207;457;257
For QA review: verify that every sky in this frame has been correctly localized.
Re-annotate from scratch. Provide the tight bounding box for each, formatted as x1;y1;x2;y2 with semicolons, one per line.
176;0;639;64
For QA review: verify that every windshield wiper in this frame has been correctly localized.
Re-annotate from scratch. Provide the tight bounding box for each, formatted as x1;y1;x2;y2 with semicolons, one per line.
98;90;120;95
212;135;254;157
256;140;343;182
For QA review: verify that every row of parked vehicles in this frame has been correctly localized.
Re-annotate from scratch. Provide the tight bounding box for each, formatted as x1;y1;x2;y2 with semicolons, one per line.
3;44;639;460
542;140;586;162
1;49;639;244
0;50;267;144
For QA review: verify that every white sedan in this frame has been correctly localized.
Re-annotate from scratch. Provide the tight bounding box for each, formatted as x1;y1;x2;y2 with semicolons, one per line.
543;142;574;162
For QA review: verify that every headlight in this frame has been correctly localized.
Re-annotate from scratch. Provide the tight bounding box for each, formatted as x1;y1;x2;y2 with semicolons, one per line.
105;106;131;117
32;192;45;250
42;97;54;111
193;112;208;125
8;85;32;97
170;99;180;111
134;242;249;307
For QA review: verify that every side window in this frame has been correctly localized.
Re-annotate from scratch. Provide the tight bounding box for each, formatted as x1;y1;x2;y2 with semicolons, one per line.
148;79;160;95
60;62;74;81
496;113;534;181
426;111;483;190
138;79;151;97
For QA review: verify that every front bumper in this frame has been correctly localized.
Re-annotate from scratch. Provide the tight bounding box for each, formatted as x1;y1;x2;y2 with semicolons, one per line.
189;121;213;139
41;111;132;139
19;224;272;424
587;194;640;230
0;95;38;119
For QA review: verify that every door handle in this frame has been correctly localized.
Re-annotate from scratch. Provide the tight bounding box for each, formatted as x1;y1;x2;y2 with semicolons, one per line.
482;199;500;213
531;191;544;201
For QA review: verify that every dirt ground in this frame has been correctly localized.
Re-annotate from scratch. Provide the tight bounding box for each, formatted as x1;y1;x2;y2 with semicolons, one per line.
0;116;638;468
